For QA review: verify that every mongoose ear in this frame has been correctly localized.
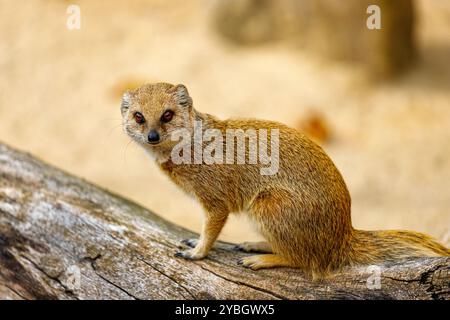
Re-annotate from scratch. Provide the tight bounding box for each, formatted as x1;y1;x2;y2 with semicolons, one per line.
172;84;192;107
121;92;131;112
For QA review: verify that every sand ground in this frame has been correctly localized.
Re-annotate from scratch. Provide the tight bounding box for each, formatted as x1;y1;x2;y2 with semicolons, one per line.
1;0;449;244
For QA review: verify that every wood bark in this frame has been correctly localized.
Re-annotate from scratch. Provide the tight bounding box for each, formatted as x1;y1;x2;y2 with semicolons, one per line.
0;143;448;300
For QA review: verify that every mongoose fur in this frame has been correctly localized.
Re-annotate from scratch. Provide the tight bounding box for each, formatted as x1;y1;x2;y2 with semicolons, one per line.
121;82;449;279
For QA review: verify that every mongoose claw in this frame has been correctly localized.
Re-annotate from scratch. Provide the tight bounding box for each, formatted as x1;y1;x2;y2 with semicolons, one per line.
237;254;291;270
181;238;198;248
233;242;273;253
238;256;262;270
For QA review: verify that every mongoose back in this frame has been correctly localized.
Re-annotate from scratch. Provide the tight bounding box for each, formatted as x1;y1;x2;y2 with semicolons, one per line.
121;82;449;279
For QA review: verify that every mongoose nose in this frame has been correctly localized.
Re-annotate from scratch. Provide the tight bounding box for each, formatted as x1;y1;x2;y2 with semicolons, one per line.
147;130;160;144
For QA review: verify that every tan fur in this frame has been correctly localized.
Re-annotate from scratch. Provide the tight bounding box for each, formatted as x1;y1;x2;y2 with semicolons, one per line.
121;82;450;278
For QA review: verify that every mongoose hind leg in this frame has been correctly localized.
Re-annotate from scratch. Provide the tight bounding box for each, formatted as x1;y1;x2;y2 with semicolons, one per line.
238;254;292;270
247;187;311;270
234;241;273;253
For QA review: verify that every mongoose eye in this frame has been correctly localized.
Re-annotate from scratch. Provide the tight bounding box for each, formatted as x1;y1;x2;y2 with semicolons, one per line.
161;110;174;123
134;112;145;124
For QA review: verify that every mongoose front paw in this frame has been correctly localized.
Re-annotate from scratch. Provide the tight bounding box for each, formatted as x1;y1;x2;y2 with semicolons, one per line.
181;238;198;248
174;249;205;260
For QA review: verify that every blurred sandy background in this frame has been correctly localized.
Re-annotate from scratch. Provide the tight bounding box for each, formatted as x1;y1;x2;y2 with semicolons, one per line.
0;0;449;244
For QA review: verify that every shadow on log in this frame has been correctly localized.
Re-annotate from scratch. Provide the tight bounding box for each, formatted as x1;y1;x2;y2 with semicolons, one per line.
0;142;448;299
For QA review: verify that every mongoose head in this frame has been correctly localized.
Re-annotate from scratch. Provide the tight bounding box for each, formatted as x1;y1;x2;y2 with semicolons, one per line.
121;82;195;154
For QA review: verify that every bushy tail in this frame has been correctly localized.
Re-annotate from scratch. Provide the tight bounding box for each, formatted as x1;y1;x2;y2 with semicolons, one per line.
349;229;450;265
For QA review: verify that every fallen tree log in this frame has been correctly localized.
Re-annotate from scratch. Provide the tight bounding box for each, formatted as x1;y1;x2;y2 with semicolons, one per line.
0;142;448;300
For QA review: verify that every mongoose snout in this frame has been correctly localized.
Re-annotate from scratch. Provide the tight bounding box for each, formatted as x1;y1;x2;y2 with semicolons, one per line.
147;130;160;144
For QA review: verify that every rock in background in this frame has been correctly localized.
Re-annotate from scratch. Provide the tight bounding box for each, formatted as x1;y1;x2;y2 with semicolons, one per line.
210;0;416;78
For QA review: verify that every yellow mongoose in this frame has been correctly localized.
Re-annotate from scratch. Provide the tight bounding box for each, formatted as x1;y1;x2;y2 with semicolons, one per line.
121;82;449;278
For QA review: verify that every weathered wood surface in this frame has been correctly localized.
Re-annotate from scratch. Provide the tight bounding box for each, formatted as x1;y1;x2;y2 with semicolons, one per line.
0;142;448;300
